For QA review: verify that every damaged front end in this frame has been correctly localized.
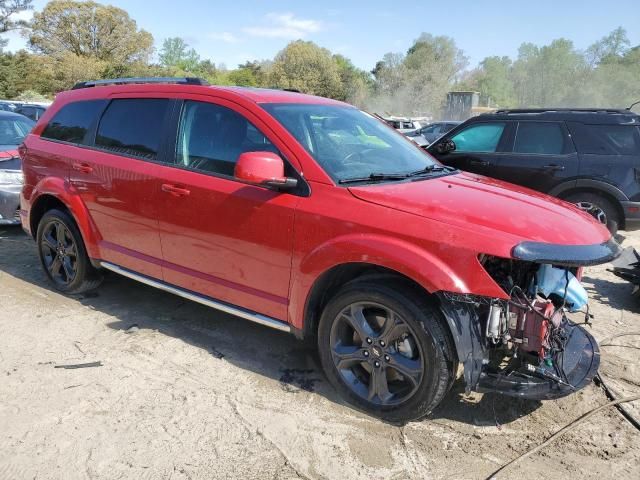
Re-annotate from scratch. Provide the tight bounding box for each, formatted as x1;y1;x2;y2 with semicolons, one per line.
438;239;621;400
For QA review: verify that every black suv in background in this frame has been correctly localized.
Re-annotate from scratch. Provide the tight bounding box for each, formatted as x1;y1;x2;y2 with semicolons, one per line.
428;108;640;233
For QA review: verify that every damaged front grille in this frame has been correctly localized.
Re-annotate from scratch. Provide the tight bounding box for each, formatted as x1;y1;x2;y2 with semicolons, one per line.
439;255;599;400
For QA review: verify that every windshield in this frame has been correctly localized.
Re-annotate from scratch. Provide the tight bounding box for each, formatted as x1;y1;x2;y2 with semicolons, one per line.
0;116;35;148
262;104;439;182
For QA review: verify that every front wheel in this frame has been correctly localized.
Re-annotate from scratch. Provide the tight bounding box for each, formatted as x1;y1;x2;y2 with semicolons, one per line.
317;279;457;422
36;209;103;294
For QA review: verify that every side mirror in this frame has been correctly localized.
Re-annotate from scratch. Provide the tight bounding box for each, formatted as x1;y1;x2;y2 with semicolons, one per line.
234;151;298;191
435;139;456;154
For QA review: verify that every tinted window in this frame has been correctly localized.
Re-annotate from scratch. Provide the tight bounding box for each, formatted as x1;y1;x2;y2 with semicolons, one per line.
569;123;640;155
514;122;568;155
176;101;276;176
451;122;506;152
42;100;105;144
96;99;169;160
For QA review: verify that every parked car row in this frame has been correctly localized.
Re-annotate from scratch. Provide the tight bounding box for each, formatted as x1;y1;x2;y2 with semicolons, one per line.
378;115;426;134
17;77;617;422
404;120;461;146
0;100;49;121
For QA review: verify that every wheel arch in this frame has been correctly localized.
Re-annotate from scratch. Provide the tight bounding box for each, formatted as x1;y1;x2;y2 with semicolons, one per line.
557;186;625;229
290;233;505;340
28;178;100;259
299;262;427;341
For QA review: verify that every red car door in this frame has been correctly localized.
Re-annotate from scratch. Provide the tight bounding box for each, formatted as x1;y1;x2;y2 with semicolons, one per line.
155;98;301;321
69;97;173;278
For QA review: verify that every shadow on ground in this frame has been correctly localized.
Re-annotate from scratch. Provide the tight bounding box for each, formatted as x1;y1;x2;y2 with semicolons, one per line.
2;225;542;426
581;275;639;312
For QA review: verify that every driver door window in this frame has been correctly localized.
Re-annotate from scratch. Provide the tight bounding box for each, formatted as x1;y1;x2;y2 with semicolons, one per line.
451;122;507;153
176;101;276;177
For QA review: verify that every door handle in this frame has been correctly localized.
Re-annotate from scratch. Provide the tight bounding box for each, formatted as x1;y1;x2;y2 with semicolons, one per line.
470;160;489;167
72;162;93;174
543;164;565;171
161;183;191;197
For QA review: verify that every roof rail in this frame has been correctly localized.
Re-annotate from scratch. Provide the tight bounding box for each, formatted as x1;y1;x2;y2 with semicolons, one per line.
71;77;209;90
492;108;629;114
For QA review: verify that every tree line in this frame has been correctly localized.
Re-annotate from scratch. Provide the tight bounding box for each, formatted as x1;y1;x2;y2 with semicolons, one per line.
1;0;638;116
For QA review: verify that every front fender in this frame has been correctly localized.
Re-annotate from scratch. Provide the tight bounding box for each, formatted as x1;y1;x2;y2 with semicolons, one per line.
25;177;100;258
288;233;506;330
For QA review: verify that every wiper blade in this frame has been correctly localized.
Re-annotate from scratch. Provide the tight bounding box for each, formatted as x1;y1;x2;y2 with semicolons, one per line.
338;172;409;184
407;164;455;177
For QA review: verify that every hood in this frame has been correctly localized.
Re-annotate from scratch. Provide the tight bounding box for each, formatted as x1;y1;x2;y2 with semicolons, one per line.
348;171;611;246
0;149;20;170
0;148;18;159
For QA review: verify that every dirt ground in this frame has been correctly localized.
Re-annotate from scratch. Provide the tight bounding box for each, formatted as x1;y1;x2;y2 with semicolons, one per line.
0;225;639;480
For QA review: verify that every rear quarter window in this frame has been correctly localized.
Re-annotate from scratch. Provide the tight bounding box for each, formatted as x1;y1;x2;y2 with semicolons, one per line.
567;122;640;155
513;122;572;155
95;99;170;160
41;100;106;144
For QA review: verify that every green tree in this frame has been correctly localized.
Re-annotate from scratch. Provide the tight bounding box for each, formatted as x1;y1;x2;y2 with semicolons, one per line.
333;54;372;105
237;60;270;86
0;50;55;98
228;67;257;86
159;37;200;72
268;40;342;98
28;1;153;64
511;39;587;106
0;0;31;49
475;56;515;107
403;33;468;113
586;27;630;66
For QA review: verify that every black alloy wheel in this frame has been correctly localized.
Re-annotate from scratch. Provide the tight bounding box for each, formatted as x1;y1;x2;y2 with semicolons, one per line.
329;301;424;406
39;219;78;287
36;209;103;294
318;278;457;422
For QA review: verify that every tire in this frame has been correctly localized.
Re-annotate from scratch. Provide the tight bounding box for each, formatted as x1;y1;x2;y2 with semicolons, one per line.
563;192;620;234
36;209;103;294
317;279;457;423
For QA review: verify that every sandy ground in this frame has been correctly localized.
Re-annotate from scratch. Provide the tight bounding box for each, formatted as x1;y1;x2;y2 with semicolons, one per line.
0;225;639;480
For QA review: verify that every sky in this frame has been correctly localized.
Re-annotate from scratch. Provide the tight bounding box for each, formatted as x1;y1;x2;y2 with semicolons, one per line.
4;0;640;71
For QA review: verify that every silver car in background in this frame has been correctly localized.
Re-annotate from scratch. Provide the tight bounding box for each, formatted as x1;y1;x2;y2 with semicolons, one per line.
405;121;461;147
0;112;34;225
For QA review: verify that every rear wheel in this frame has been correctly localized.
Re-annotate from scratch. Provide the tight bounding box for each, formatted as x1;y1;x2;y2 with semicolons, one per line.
36;209;103;294
564;192;620;234
317;279;456;422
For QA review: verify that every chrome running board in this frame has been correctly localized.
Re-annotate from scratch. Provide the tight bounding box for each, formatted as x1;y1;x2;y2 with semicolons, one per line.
100;261;291;333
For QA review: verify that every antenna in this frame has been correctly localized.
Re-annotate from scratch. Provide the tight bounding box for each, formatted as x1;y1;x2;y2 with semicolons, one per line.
627;100;640;111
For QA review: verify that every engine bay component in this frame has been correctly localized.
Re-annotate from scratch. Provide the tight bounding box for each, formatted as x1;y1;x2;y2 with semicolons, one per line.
438;256;601;400
535;264;588;312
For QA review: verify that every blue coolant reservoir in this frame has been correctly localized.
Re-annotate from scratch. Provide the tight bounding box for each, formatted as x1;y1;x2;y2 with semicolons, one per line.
535;264;588;312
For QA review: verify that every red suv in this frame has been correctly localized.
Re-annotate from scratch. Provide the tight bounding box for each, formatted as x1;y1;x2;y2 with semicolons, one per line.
20;78;620;421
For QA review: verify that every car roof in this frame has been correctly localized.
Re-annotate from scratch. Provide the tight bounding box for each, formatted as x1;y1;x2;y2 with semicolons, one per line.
476;108;640;125
60;79;346;106
0;110;33;120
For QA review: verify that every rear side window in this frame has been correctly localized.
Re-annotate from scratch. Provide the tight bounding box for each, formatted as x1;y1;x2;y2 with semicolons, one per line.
41;100;106;144
568;123;640;155
451;122;506;152
513;122;571;155
96;99;170;160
